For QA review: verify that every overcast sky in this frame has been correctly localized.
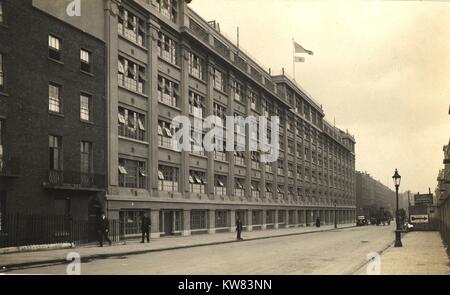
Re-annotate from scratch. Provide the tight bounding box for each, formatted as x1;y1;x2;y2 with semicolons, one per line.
189;0;450;194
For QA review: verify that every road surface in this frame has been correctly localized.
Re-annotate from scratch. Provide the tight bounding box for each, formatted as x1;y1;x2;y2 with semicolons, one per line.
10;225;394;275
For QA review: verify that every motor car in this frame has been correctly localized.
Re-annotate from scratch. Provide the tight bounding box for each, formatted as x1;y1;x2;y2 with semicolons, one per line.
356;215;368;226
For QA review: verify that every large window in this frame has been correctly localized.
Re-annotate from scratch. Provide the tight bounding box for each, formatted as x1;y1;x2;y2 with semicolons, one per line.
153;0;178;23
80;49;92;73
250;90;259;111
213;68;225;92
158;165;179;192
49;83;61;113
215;210;228;228
234;150;245;166
232;80;244;103
118;107;146;141
214;175;227;196
158;120;177;149
118;158;147;188
0;53;4;91
188;91;205;118
157;32;177;65
213;103;226;126
48;35;61;61
157;76;179;107
188;52;204;80
235;178;245;197
118;7;145;47
265;183;273;199
190;210;207;230
80;141;92;174
189;170;206;194
251;181;260;199
191;129;205;156
80;94;92;122
118;56;146;94
49;135;62;171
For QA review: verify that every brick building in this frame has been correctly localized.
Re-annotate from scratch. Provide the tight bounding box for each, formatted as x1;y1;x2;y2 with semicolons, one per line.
13;0;355;238
0;0;107;221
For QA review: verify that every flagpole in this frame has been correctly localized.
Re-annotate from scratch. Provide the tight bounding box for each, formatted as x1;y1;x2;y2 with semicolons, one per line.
292;38;295;80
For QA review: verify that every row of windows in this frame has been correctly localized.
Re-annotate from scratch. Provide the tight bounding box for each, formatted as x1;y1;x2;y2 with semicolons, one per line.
48;135;93;174
48;83;93;122
48;35;93;74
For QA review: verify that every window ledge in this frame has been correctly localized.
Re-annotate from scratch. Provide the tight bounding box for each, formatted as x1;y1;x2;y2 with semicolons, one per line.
157;100;181;112
188;74;207;85
80;70;94;77
80;120;95;126
118;136;149;145
48;57;64;65
118;85;148;99
49;112;65;118
157;57;181;70
0;91;9;97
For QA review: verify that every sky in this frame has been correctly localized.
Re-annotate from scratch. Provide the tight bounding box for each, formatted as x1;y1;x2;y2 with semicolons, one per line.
189;0;450;194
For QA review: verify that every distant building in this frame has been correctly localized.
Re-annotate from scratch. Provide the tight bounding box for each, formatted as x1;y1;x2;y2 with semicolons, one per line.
356;171;395;218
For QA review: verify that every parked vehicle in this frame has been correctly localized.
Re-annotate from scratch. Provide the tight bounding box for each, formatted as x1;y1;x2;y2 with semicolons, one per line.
356;215;368;226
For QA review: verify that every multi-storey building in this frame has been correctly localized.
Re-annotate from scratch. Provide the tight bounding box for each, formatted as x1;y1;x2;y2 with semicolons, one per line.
356;171;395;218
0;0;106;221
23;0;355;238
436;137;450;246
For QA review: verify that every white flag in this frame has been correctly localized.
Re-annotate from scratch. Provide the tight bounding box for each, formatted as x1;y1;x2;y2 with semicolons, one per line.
294;41;313;55
294;56;305;63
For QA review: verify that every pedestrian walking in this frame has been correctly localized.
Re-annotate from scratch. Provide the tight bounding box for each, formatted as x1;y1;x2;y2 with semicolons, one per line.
315;216;321;228
236;217;243;241
141;213;151;243
98;213;112;247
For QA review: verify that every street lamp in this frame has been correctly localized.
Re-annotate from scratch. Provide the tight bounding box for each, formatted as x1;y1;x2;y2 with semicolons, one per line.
392;168;402;247
334;200;337;229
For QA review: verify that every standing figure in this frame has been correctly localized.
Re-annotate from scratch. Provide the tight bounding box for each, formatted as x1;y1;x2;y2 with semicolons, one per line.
141;213;151;243
98;213;112;247
236;217;243;241
315;216;321;228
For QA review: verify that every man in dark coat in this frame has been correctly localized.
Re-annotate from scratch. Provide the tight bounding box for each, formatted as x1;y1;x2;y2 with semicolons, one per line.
315;216;321;228
141;213;151;243
236;217;243;241
98;213;112;247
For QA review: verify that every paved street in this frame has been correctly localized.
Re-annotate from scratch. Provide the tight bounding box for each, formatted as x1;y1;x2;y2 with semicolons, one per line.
10;225;395;275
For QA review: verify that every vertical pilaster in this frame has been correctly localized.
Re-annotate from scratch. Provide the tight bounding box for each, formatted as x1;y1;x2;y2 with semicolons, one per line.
182;209;191;236
229;209;236;232
208;209;215;234
150;210;160;238
179;42;191;195
247;209;253;232
274;209;279;229
261;210;267;230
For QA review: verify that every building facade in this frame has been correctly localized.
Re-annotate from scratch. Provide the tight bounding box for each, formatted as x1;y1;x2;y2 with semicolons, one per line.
436;139;450;246
355;171;395;219
0;0;107;221
20;0;356;238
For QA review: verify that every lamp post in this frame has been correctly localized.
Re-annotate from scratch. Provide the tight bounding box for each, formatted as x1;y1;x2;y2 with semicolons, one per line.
334;200;337;229
392;168;402;247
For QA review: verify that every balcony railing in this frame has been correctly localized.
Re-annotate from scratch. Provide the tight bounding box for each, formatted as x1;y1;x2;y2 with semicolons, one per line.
45;170;105;190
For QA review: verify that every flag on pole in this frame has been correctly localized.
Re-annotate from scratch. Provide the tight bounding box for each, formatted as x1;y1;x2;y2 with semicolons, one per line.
294;56;305;63
294;41;314;55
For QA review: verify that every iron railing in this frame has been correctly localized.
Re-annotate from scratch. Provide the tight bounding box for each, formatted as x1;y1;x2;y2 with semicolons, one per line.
0;214;123;248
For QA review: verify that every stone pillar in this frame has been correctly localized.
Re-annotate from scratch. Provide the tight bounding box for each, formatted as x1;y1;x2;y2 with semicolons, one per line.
274;210;279;229
150;210;160;238
182;209;191;236
294;210;299;227
208;209;216;234
262;210;267;230
247;209;253;232
229;210;236;233
283;210;289;228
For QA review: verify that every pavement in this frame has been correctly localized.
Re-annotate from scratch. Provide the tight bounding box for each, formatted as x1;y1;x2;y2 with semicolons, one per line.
0;223;355;272
355;230;450;275
6;224;393;275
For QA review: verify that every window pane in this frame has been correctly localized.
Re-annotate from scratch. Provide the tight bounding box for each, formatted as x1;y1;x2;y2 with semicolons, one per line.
80;94;90;121
49;84;61;113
